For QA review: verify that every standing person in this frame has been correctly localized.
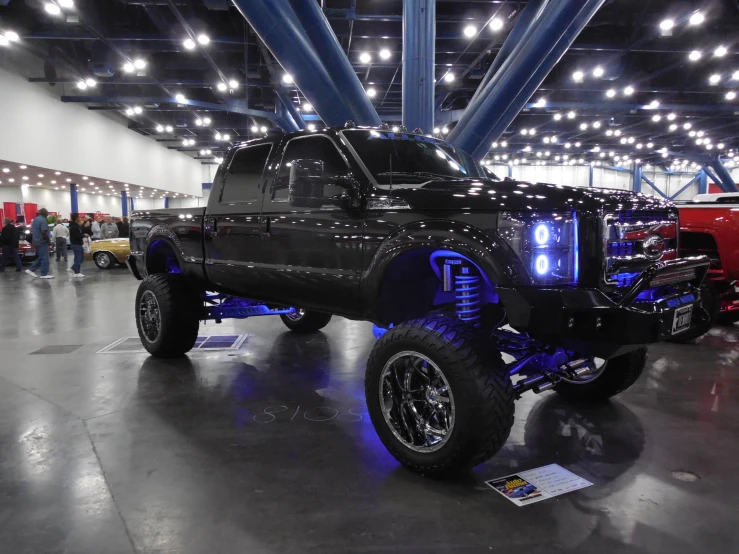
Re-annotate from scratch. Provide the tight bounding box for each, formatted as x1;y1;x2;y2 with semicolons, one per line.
53;218;69;262
100;216;119;239
91;218;102;240
81;217;92;238
68;213;85;279
119;216;130;238
0;218;22;273
26;208;53;279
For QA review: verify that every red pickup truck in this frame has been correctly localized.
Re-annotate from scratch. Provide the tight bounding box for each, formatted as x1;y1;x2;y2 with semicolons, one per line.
677;193;739;326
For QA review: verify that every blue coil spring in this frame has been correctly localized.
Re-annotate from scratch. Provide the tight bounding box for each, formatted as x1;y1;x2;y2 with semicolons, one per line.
455;267;481;323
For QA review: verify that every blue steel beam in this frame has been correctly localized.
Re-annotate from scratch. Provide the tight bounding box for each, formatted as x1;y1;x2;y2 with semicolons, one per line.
275;89;306;130
669;172;701;200
470;0;549;104
641;174;669;199
448;0;606;160
708;159;739;192
698;170;708;195
402;0;435;133
274;100;300;133
231;0;379;127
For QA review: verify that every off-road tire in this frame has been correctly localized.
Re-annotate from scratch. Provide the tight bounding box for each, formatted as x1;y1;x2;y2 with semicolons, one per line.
667;282;720;343
554;348;648;403
365;316;515;478
279;310;332;333
93;251;114;269
135;274;201;358
717;311;739;326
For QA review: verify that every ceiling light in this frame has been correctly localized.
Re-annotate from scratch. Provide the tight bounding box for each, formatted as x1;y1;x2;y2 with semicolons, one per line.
636;143;643;149
696;138;703;145
434;127;441;134
733;71;739;81
592;66;604;77
282;74;293;84
183;38;196;50
174;93;186;103
22;176;28;180
709;74;721;85
217;82;227;91
156;125;164;132
203;117;211;125
366;87;377;98
714;46;728;57
627;137;634;144
251;125;259;133
125;108;134;116
553;113;562;121
567;111;576;119
647;142;653;148
669;124;678;131
302;103;312;112
38;173;44;177
45;3;61;15
188;139;195;146
572;70;584;82
379;48;391;60
623;85;634;96
652;114;661;122
222;134;230;140
564;142;571;148
123;62;135;73
689;11;705;25
534;98;546;107
133;106;143;114
579;123;588;130
606;89;616;98
195;118;203;126
726;91;737;100
706;144;714;150
443;128;450;135
0;36;8;47
688;50;701;61
667;113;676;120
592;121;601;129
606;130;613;136
307;124;316;131
620;137;627;144
82;176;87;179
463;25;477;38
683;123;692;130
165;125;173;132
83;78;96;87
614;130;621;136
181;139;188;147
521;129;528;136
228;79;239;89
697;130;704;137
260;126;268;133
359;52;372;63
444;72;455;83
197;34;210;45
718;143;725;149
648;100;660;109
659;19;674;31
77;81;87;90
131;59;146;71
5;31;19;42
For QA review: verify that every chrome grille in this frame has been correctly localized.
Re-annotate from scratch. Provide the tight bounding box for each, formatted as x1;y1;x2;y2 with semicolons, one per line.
603;210;678;287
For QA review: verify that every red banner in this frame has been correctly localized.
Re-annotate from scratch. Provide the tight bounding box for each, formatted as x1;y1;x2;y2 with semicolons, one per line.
23;203;37;225
3;202;16;223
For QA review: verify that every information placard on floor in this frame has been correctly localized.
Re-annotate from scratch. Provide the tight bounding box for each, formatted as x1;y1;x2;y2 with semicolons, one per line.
485;464;592;507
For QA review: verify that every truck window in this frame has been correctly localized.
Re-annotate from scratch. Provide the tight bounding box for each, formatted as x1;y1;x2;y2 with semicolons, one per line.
269;136;349;202
220;143;273;204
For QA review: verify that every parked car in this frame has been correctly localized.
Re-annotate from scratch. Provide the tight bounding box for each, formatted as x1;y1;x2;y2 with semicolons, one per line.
89;238;130;269
127;125;709;477
16;225;56;263
677;193;739;326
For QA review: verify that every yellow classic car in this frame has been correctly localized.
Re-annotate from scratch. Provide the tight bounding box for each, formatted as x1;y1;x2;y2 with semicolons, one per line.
88;238;131;269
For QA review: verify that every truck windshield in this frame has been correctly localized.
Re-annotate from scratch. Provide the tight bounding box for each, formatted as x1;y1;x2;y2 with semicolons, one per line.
341;129;487;186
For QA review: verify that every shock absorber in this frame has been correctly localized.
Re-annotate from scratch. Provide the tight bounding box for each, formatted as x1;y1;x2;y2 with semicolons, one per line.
455;265;481;324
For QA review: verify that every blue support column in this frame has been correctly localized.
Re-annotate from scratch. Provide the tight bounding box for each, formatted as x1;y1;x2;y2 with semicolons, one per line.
275;89;306;130
233;0;380;127
131;197;135;212
470;0;549;104
708;158;739;192
121;190;128;217
508;164;513;178
164;197;169;209
698;169;708;194
403;0;435;133
589;164;594;187
632;164;642;193
274;99;301;132
70;183;78;214
448;0;605;159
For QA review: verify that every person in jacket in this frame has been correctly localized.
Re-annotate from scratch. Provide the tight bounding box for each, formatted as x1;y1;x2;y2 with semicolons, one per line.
68;213;85;278
53;219;69;262
81;217;92;238
91;218;102;240
26;208;53;279
100;216;118;239
116;216;130;238
0;218;22;272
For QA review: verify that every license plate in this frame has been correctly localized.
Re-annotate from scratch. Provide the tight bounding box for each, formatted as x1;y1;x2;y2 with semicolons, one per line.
24;251;35;257
671;305;693;335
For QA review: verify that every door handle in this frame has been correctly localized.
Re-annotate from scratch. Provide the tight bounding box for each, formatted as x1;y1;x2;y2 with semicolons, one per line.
208;217;218;239
260;216;271;238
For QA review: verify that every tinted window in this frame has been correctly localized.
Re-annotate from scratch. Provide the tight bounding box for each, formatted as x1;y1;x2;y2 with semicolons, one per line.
220;143;273;203
341;129;484;186
269;136;349;201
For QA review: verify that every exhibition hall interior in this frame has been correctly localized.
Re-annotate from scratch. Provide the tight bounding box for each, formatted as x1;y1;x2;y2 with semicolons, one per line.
1;0;738;553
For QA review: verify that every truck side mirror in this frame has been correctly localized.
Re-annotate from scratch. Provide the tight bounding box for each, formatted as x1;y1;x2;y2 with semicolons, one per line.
288;159;359;210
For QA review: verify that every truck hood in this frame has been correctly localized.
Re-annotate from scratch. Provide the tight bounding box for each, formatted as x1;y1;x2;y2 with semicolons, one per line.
377;178;673;213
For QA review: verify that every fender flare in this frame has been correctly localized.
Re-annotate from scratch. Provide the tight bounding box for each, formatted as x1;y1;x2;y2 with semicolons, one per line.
361;219;529;320
144;225;187;271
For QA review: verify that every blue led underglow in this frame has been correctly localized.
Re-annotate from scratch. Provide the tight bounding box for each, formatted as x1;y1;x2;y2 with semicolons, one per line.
573;212;579;284
534;223;550;245
535;254;550;275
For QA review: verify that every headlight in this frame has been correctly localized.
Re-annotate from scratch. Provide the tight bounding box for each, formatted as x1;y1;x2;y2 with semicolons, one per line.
497;211;579;285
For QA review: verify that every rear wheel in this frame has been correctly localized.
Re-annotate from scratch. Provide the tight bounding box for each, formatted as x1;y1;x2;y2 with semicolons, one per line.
279;310;332;333
667;282;719;343
94;251;114;269
365;316;514;478
554;348;647;403
135;274;201;358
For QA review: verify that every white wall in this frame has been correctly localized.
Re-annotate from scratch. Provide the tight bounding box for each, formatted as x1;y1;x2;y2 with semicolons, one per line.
0;63;202;196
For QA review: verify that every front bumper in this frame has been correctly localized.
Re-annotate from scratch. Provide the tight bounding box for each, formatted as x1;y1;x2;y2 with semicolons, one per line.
497;257;710;359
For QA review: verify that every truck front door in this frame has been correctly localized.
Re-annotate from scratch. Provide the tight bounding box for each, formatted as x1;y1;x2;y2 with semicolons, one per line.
253;134;364;316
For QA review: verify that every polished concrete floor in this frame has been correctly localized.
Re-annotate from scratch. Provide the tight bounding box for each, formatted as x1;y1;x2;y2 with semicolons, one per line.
0;262;738;553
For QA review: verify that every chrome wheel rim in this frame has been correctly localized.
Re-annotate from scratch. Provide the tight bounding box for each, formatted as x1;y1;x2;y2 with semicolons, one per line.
139;290;161;343
560;358;608;384
286;308;305;321
379;351;455;453
96;252;111;268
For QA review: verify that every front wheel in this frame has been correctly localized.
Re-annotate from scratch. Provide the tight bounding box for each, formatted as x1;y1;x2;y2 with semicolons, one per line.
365;316;515;478
279;310;332;333
554;348;647;403
93;251;114;269
135;274;201;358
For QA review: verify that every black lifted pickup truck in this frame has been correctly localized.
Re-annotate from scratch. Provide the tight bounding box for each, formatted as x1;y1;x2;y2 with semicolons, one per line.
128;125;709;477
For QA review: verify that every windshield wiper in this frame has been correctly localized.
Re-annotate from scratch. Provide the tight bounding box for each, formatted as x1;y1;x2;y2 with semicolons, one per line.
377;171;461;181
